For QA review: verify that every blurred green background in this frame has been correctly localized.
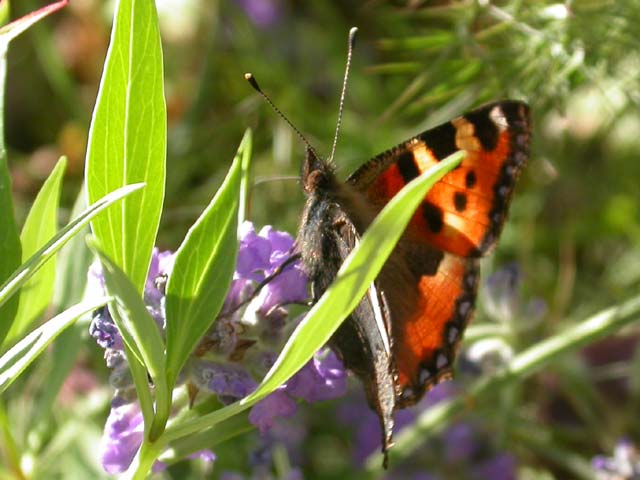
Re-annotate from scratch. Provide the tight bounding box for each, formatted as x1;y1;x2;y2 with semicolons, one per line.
3;0;640;478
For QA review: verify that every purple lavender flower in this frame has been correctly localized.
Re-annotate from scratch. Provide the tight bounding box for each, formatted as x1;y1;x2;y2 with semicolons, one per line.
89;247;174;350
192;360;258;403
593;439;640;480
473;453;517;480
284;349;347;402
99;401;214;474
236;0;282;28
89;307;123;350
249;389;298;434
99;402;145;474
90;222;347;475
247;348;347;434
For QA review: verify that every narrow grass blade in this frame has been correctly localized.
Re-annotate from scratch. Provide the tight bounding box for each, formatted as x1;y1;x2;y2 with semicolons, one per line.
0;184;144;324
0;296;109;394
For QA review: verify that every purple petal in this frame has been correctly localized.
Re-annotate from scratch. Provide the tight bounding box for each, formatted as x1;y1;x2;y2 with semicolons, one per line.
145;248;175;304
158;250;175;276
473;453;517;480
285;350;347;402
222;278;256;315
249;390;297;434
443;422;478;463
260;225;294;257
100;403;144;474
189;450;216;463
256;264;308;313
236;222;272;281
87;260;106;293
192;361;257;400
236;0;281;28
89;307;123;350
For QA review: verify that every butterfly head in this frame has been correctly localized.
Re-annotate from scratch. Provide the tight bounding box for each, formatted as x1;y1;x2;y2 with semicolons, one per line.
301;147;335;195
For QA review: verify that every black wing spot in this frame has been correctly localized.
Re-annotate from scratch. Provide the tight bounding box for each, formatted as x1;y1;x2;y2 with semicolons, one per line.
417;122;457;160
453;192;467;212
397;151;420;183
423;201;444;233
464;109;500;151
465;170;477;188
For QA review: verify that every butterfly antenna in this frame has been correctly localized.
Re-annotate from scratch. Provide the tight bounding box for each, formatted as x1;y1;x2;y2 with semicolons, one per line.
244;72;320;159
328;26;358;164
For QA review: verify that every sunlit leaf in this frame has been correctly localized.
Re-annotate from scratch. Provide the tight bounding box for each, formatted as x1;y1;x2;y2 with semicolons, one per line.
165;132;248;387
6;157;66;344
162;152;464;443
0;296;109;394
85;0;166;294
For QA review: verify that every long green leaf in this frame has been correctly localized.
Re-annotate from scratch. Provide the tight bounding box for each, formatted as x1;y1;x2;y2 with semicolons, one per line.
164;132;247;387
244;151;465;404
0;295;109;394
0;39;20;348
52;187;93;311
85;0;166;294
0;1;67;42
0;184;144;323
89;239;169;436
0;0;71;346
162;151;464;444
6;157;66;344
28;189;94;430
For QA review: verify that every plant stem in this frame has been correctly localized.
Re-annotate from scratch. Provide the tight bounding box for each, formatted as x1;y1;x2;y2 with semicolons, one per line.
365;293;640;470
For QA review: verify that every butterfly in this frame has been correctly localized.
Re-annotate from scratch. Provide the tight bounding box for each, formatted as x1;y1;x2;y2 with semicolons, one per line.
245;28;530;466
296;100;531;466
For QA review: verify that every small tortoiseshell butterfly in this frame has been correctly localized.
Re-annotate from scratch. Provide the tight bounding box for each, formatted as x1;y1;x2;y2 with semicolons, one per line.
247;28;531;467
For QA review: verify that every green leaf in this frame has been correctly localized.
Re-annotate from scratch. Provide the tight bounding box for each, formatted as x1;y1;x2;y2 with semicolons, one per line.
52;187;93;311
238;129;253;225
164;133;246;387
244;151;465;405
0;0;71;348
88;238;169;435
85;0;166;294
88;239;166;384
0;2;9;27
162;151;464;444
0;0;67;44
28;189;95;430
6;157;66;344
0;295;109;394
0;41;20;352
0;183;144;342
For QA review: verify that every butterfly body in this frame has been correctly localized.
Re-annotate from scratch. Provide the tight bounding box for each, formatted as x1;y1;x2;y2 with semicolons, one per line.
295;100;531;465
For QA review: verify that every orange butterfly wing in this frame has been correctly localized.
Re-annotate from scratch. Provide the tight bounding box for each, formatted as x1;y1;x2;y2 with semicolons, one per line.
348;100;531;403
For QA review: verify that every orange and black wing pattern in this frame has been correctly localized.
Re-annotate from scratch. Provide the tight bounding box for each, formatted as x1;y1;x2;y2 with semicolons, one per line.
349;100;531;404
349;100;531;257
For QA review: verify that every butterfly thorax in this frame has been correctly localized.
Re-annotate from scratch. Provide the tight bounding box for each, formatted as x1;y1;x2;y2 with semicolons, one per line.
297;148;376;295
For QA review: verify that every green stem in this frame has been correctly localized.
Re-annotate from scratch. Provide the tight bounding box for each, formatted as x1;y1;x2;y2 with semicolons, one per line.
0;402;25;480
365;293;640;470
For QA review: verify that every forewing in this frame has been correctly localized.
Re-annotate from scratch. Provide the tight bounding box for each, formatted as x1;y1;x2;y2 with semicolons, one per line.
348;100;531;258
